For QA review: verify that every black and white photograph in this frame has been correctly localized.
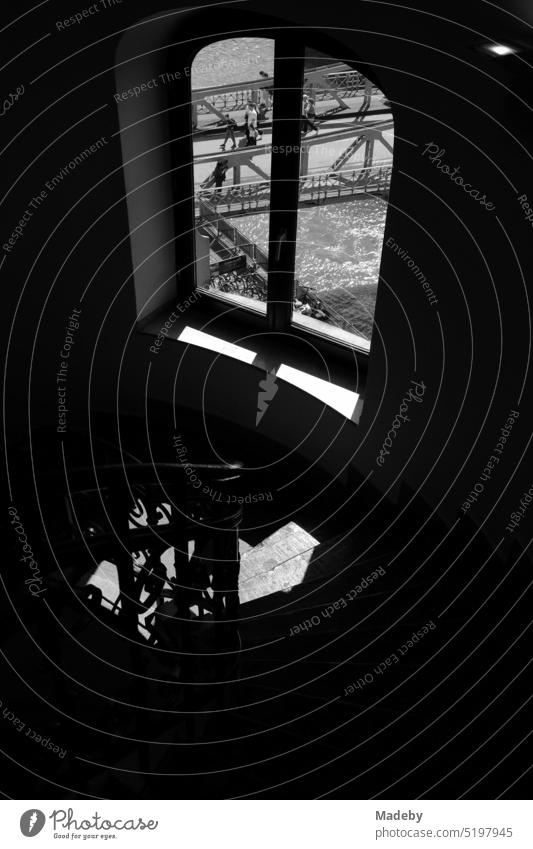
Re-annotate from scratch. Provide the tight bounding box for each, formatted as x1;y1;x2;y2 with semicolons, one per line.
1;0;532;830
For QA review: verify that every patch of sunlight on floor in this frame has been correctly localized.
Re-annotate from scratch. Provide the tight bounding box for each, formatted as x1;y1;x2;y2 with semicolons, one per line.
239;521;321;603
79;560;121;609
78;524;322;612
178;326;257;362
79;545;182;635
276;363;359;419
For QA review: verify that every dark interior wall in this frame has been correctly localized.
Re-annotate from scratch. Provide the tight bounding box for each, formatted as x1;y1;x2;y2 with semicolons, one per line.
115;16;179;321
3;0;532;553
336;11;533;547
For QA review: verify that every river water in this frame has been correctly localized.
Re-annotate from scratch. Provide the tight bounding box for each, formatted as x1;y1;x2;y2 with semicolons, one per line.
235;202;385;340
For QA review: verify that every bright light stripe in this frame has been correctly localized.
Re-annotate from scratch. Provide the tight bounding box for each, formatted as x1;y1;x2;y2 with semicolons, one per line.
177;326;257;363
485;44;515;56
276;363;358;419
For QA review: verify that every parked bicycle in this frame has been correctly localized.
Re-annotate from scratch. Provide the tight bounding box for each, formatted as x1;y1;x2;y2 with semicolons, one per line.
210;261;267;300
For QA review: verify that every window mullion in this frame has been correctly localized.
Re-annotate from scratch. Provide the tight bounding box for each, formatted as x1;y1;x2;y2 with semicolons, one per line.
267;40;305;331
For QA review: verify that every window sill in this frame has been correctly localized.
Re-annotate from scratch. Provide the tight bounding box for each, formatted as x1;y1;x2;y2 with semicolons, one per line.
292;312;371;353
140;297;366;423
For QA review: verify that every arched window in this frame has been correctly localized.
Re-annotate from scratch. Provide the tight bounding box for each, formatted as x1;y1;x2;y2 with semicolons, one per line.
115;15;394;381
187;36;393;354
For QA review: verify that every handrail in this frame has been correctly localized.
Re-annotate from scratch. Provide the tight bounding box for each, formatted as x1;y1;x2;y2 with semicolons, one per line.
51;512;244;556
40;461;247;556
192;77;274;97
196;163;392;210
43;461;245;491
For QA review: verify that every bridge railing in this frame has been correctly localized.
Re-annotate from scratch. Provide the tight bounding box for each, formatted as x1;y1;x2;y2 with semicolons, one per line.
305;69;379;100
197;181;271;213
301;164;392;201
192;69;379;116
193;77;272;115
196;163;392;213
306;156;393;177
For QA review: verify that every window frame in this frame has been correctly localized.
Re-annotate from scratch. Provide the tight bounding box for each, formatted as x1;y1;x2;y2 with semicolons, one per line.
171;27;391;374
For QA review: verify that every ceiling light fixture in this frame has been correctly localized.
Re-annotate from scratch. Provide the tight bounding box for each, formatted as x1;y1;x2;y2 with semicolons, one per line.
485;44;516;56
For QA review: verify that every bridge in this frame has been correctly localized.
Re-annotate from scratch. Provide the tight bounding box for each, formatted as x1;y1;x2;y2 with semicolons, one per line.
194;118;393;176
191;63;378;126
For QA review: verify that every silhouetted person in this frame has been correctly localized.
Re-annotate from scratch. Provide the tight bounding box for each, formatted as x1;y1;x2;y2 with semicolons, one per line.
258;70;271;109
244;102;261;145
220;114;237;150
302;96;319;135
257;101;268;133
214;159;229;192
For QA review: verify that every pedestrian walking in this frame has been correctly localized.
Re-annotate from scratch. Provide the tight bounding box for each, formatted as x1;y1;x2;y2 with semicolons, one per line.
258;70;271;109
213;159;229;197
257;101;268;134
220;114;238;150
301;97;319;135
245;101;261;144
